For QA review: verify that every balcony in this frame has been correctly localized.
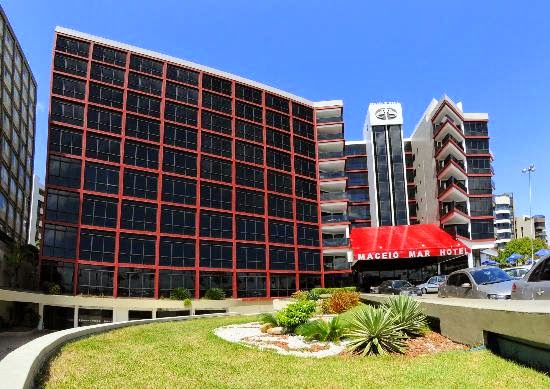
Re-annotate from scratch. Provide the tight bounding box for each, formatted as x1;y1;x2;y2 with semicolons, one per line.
440;201;470;225
320;171;346;179
437;156;467;181
323;237;350;247
433;118;464;142
434;135;466;161
321;191;348;201
319;151;344;159
318;132;344;141
322;214;349;223
317;115;343;124
438;178;468;202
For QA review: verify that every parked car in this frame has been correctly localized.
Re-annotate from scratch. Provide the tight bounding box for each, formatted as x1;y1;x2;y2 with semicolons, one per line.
438;267;513;299
503;265;531;279
416;275;447;294
378;280;422;296
511;255;550;300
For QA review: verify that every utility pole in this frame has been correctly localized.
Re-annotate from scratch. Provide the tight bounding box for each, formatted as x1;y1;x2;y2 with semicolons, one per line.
522;164;535;262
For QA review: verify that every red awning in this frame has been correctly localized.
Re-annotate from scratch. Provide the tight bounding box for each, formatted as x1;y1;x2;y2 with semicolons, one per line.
351;224;470;261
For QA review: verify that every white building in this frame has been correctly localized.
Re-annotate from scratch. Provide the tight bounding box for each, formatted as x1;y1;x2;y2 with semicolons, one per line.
494;193;514;249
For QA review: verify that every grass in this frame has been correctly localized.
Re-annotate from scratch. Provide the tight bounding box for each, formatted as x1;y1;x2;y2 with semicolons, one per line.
42;316;549;388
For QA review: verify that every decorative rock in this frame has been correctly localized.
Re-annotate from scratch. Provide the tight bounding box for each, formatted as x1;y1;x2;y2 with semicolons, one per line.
260;323;273;333
267;326;284;335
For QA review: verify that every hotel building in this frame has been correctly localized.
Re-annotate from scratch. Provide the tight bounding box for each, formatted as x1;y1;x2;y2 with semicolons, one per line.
40;28;495;299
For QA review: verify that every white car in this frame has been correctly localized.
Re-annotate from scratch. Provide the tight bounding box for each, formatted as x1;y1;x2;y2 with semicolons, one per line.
503;265;531;279
416;275;446;294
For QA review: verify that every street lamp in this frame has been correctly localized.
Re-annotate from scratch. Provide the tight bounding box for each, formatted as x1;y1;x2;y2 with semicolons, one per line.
522;164;535;262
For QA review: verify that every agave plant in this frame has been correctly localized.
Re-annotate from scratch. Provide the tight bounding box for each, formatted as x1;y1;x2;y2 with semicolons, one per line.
382;295;427;337
345;306;406;355
258;312;280;327
296;316;349;342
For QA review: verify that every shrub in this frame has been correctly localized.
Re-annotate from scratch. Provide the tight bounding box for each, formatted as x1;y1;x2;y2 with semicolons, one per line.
44;282;61;295
320;291;360;314
310;287;356;296
183;298;192;307
345;305;406;355
204;288;226;300
258;312;279;327
276;300;316;331
296;316;349;342
290;290;310;301
170;287;192;301
382;295;427;337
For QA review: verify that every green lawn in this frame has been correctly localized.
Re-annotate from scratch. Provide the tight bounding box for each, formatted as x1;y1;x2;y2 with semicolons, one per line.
42;316;549;388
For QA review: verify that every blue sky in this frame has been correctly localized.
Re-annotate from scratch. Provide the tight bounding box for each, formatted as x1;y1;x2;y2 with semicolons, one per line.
4;0;550;219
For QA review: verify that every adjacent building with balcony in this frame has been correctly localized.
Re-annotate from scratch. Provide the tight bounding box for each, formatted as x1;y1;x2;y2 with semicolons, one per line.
411;96;495;266
0;6;37;287
494;193;514;249
515;214;547;243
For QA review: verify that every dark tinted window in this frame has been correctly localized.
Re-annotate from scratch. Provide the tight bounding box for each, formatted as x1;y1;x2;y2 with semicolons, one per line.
164;124;197;150
79;230;115;263
202;111;232;135
91;63;125;86
86;133;120;162
43;224;77;259
201;183;232;210
81;195;118;228
201;133;232;158
52;75;86;99
48;156;81;188
126;92;161;117
236;216;265;241
128;72;162;95
51;99;84;126
266;94;289;113
161;206;195;235
45;189;79;223
267;171;292;194
89;83;123;108
167;65;198;85
269;221;294;244
84;162;119;194
200;211;232;238
165;102;198;126
130;55;163;76
119;234;156;265
123;169;158;199
200;241;232;268
235;120;263;143
236;84;262;104
236;164;264;189
236;244;265;269
162;176;196;205
124;141;158;169
92;45;126;67
125;115;160;142
54;54;87;76
56;36;89;57
236;189;264;215
160;238;195;267
201;156;231;183
49;127;82;156
236;101;263;123
163;149;197;176
87;106;122;134
121;201;157;231
269;246;295;270
166;83;198;105
235;141;263;164
202;74;231;95
203;91;232;114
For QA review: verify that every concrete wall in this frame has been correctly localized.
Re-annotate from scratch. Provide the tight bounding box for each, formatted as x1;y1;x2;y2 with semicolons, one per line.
0;289;273;330
360;294;550;346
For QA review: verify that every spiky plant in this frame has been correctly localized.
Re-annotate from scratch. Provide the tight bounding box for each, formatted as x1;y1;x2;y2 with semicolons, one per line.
296;316;349;342
382;295;427;337
344;306;406;356
258;312;279;327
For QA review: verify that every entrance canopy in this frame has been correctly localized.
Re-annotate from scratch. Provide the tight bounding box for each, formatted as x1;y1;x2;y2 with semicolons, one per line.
351;224;470;261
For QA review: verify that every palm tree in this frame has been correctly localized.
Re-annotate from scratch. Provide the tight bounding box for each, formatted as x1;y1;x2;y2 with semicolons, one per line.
3;243;37;289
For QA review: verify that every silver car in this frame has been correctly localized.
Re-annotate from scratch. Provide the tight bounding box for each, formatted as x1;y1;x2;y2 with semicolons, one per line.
503;265;531;279
511;255;550;300
416;275;446;294
438;266;513;300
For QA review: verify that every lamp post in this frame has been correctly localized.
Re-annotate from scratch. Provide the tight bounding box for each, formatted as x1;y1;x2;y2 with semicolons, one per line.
522;164;535;262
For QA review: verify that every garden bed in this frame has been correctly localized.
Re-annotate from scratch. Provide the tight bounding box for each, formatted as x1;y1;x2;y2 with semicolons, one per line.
214;322;346;358
214;321;466;359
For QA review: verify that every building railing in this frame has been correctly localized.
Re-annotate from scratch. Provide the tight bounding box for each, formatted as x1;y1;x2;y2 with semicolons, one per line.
435;134;464;155
320;171;346;179
322;214;349;223
439;201;469;217
321;192;348;201
437;155;466;173
319;151;344;159
317;132;344;141
323;237;349;247
317;116;343;124
433;116;463;135
438;177;467;194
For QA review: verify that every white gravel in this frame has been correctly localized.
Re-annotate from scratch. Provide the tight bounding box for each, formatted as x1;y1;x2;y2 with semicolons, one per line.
214;322;347;358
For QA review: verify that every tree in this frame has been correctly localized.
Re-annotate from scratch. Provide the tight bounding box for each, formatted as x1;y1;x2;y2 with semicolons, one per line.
497;237;547;265
3;243;38;289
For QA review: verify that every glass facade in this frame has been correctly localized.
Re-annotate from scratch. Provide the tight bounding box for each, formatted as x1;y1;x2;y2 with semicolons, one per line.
41;31;347;298
0;9;36;244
